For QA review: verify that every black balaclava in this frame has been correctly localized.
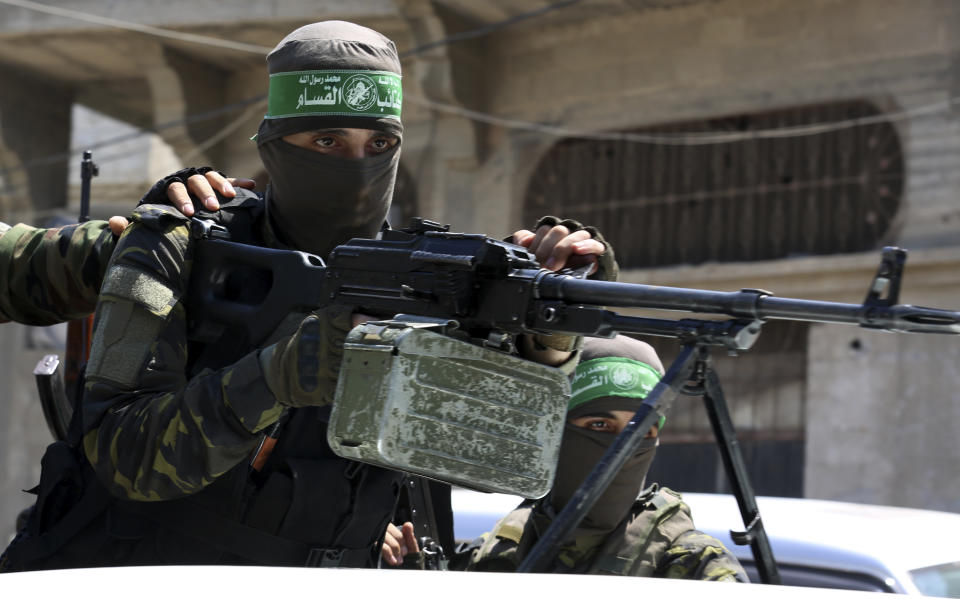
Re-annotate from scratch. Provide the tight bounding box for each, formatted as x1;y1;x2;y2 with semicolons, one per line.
548;335;665;535
256;21;403;257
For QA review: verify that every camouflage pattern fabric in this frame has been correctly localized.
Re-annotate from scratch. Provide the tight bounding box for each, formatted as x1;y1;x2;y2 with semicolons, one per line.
465;486;748;582
0;220;116;325
81;202;352;501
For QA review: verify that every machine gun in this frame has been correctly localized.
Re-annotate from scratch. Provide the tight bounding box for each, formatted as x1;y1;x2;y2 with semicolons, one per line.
186;217;958;348
186;218;960;581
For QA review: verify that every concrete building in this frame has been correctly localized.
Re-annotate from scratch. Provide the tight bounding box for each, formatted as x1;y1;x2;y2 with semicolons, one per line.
1;0;958;543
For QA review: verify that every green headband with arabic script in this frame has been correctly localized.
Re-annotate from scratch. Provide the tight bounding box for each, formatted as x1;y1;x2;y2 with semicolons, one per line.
569;357;666;429
266;69;402;120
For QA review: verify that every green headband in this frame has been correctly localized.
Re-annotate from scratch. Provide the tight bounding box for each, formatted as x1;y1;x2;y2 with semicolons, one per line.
570;357;665;427
266;69;402;120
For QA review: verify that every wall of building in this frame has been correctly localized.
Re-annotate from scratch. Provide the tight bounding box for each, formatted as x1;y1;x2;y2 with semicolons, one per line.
460;0;960;508
807;325;960;513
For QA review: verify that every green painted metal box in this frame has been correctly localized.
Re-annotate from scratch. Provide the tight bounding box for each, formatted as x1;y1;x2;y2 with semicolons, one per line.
327;322;570;498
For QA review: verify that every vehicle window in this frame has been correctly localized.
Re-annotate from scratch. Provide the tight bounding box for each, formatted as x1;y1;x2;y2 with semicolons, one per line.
740;562;894;593
910;561;960;598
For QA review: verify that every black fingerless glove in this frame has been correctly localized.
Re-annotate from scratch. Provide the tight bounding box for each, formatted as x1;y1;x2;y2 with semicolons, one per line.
526;216;620;354
138;166;217;207
534;215;619;282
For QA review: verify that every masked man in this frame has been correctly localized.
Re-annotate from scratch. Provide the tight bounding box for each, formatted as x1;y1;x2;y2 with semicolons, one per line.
1;21;614;572
457;335;748;580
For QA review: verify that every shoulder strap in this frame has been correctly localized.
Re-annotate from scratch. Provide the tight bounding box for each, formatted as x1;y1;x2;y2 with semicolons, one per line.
469;503;535;571
590;486;687;575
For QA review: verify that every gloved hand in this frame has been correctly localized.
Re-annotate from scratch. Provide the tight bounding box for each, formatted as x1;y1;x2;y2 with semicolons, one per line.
531;215;619;282
258;304;357;408
139;167;218;207
138;166;256;216
517;216;620;354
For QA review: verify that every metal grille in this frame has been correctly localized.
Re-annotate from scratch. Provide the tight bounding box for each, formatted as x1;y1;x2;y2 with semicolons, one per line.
523;100;904;268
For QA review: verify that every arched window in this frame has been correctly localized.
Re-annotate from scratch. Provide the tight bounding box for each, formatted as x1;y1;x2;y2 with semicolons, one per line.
524;100;904;268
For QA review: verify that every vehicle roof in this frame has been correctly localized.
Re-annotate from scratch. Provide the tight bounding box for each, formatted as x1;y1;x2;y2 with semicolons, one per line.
682;492;960;592
0;564;901;599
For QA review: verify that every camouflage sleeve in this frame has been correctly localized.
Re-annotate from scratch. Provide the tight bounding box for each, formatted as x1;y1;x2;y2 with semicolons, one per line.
0;220;116;325
81;213;285;501
656;521;749;582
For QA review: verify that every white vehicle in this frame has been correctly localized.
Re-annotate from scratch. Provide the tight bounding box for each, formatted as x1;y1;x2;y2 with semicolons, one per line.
684;493;960;597
451;489;960;597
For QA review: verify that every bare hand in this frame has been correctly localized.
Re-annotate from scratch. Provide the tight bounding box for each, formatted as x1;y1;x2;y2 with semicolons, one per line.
512;223;605;274
381;522;419;566
107;216;129;236
166;171;256;217
352;313;378;327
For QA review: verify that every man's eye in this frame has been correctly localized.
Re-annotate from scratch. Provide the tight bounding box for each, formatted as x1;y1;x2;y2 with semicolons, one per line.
316;137;336;147
371;138;390;150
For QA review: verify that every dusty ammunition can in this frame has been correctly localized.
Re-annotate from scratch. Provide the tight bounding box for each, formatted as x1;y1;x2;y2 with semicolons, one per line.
328;322;569;498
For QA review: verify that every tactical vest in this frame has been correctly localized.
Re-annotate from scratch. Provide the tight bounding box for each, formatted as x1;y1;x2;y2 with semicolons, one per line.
469;486;693;575
1;193;404;571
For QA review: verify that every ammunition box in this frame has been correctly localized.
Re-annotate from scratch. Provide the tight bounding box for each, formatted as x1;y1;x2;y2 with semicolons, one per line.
328;322;569;498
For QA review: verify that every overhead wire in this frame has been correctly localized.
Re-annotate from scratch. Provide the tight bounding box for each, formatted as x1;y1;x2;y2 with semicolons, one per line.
402;93;960;145
0;0;954;195
0;0;271;54
0;0;583;180
0;94;267;198
6;94;268;171
180;99;267;163
397;0;583;57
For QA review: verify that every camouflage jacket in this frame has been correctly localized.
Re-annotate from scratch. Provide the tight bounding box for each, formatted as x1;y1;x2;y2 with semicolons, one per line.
465;486;748;581
80;194;354;502
0;220;116;325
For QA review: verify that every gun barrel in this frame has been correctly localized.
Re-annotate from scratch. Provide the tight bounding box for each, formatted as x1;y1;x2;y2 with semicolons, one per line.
79;150;97;224
537;275;960;334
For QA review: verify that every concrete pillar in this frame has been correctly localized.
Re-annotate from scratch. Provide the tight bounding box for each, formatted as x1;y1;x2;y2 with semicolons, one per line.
396;1;483;229
124;43;231;169
0;68;72;221
806;323;960;512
